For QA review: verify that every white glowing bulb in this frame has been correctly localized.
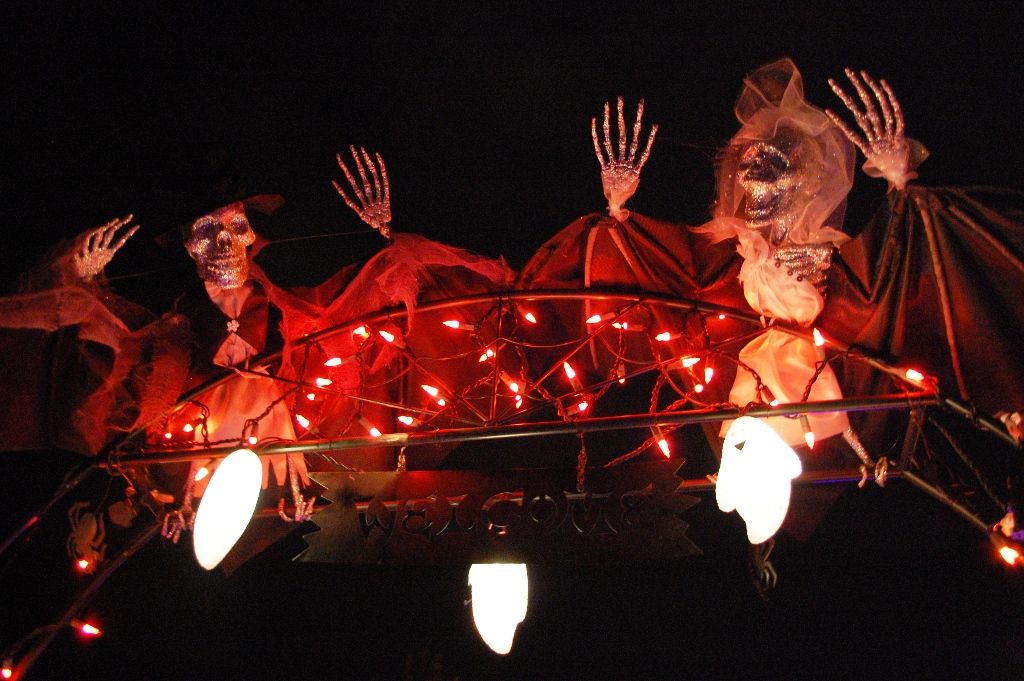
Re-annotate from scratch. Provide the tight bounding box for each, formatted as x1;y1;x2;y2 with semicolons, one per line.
421;384;440;398
812;328;825;347
323;356;343;367
562;362;577;380
576;401;589;412
443;319;461;329
192;448;262;570
718;313;727;320
681;356;700;369
468;563;529;655
182;422;194;433
693;383;704;393
655;331;674;342
523;312;537;324
999;545;1021;566
295;414;310;429
306;392;316;401
397;415;419;427
1;663;11;679
378;329;396;343
352;325;370;339
585;314;603;324
514;394;523;408
704;366;715;384
193;465;210;483
315;377;333;387
716;417;802;544
905;368;925;382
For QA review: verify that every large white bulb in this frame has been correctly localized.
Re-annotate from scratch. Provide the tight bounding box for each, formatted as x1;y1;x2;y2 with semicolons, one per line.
193;448;263;570
717;416;802;544
468;563;529;655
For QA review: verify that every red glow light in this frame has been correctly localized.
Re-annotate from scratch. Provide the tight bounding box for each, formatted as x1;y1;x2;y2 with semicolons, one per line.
2;664;12;679
71;619;101;637
76;558;90;571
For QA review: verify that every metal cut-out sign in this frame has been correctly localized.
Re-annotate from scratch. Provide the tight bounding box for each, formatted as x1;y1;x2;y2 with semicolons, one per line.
298;461;700;564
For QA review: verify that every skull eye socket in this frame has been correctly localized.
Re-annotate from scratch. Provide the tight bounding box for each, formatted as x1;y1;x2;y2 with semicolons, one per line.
190;219;217;243
231;218;250;234
738;143;790;183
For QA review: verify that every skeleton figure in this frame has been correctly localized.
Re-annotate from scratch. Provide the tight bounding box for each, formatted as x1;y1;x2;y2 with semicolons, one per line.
700;59;886;486
66;501;106;574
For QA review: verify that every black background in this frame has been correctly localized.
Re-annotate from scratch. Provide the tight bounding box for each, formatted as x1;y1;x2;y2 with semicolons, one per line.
2;3;1023;679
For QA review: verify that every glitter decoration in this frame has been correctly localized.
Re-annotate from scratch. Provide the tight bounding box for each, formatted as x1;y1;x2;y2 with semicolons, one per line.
826;68;927;191
772;243;835;296
591;96;658;221
736;142;798;225
842;427;888;488
333;145;392;239
277;454;316;523
71;214;139;281
184;203;256;289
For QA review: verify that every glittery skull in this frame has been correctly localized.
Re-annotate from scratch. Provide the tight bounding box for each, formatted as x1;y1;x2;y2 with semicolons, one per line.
184;202;255;289
736;141;798;224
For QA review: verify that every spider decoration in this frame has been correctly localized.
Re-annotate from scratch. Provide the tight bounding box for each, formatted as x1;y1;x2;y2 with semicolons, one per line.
66;501;107;574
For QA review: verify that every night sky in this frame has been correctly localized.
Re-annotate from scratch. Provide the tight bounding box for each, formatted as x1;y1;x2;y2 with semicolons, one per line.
3;3;1023;680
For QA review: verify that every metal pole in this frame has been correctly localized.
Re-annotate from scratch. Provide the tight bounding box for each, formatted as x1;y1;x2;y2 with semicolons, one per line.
106;391;939;467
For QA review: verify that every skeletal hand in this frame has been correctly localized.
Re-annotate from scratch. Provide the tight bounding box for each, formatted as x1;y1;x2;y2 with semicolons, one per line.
592;97;658;220
71;215;139;280
826;69;925;191
333;146;392;239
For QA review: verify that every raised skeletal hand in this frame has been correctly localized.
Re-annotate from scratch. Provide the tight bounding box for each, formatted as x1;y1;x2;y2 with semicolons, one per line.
71;214;139;281
826;69;926;192
591;97;658;221
333;145;392;239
